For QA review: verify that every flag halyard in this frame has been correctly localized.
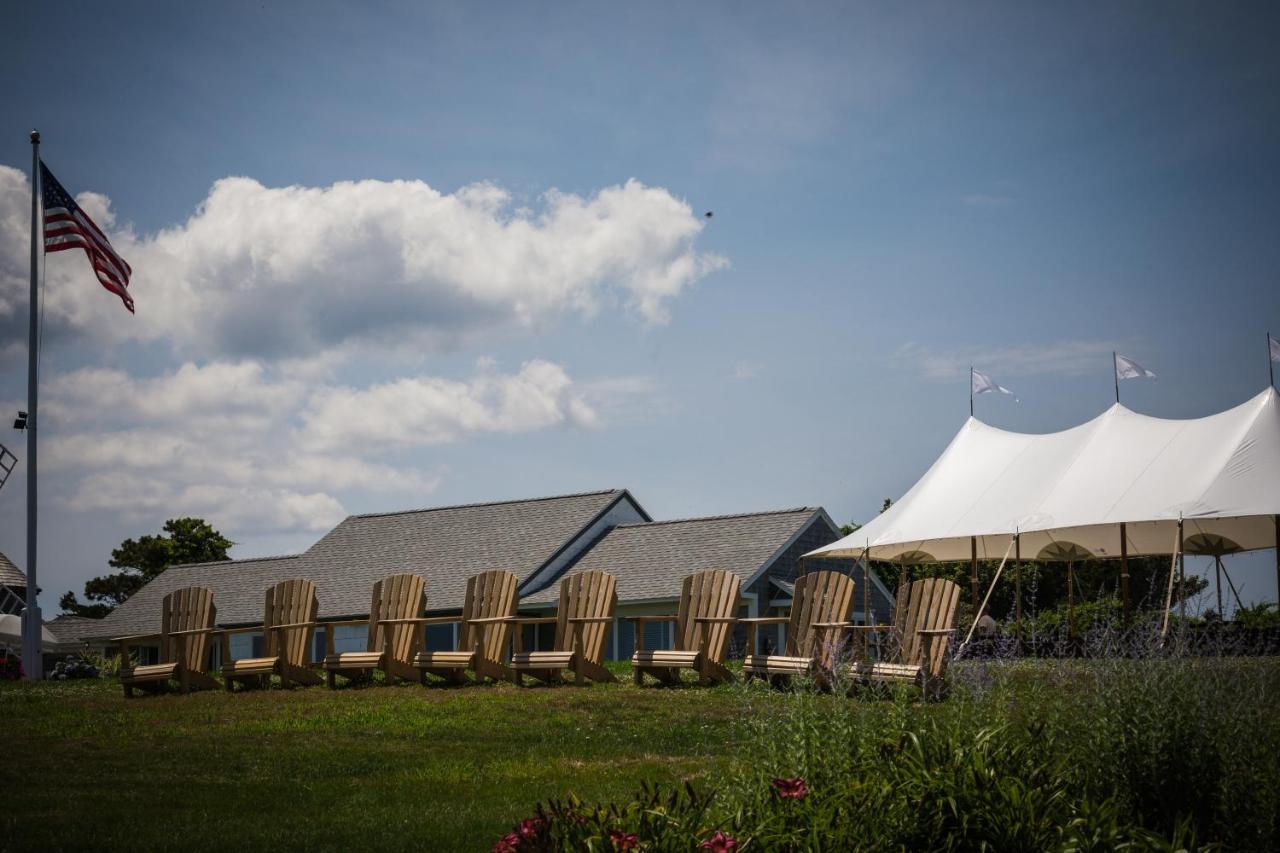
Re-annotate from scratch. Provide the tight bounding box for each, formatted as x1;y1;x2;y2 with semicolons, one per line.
40;161;133;313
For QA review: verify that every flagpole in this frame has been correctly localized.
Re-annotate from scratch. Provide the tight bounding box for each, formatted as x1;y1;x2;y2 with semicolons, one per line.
1269;333;1275;389
23;130;41;681
1113;351;1120;404
969;366;974;417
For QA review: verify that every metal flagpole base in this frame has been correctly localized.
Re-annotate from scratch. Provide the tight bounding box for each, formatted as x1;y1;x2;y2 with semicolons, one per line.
22;602;41;679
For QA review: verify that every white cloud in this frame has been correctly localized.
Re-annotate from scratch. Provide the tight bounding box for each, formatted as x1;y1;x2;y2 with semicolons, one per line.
893;340;1127;381
41;357;619;535
0;167;726;359
298;359;598;452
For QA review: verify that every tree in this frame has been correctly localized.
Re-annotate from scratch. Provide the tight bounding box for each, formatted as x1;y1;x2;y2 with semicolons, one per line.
59;518;234;617
839;498;893;537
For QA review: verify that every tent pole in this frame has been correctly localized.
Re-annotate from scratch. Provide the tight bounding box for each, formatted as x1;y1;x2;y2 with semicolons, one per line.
862;541;870;629
1120;523;1131;625
961;538;1016;649
970;536;978;609
1178;520;1186;623
1214;555;1223;618
1067;560;1075;642
1218;557;1245;614
1159;524;1181;642
1014;532;1022;644
1275;515;1279;609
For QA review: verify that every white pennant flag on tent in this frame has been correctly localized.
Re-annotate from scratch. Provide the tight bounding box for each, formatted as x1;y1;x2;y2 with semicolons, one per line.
1270;334;1280;363
1115;353;1156;381
972;369;1017;399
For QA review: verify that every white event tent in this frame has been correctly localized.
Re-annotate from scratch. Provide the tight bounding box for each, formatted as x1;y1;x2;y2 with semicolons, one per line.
808;388;1280;570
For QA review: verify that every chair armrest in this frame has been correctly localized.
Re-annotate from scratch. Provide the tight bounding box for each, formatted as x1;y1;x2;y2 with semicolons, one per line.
739;617;789;625
508;616;558;625
166;627;217;636
693;616;738;623
376;617;431;626
916;628;954;635
623;615;678;624
465;616;514;624
812;622;854;629
320;619;371;629
267;621;320;632
111;632;161;644
212;625;263;636
847;624;891;631
566;616;614;624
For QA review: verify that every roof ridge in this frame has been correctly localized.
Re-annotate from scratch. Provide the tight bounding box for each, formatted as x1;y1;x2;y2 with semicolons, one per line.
169;553;303;571
349;489;624;519
612;507;818;528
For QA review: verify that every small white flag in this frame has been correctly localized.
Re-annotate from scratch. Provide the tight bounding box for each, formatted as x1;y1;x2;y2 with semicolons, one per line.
972;369;1016;399
1270;334;1280;363
1115;354;1156;381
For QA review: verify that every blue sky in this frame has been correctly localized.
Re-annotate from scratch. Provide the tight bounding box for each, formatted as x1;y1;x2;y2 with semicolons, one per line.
1;2;1278;613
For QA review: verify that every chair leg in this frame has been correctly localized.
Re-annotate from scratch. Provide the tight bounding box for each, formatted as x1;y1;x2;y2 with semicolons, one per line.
326;669;336;689
633;665;644;686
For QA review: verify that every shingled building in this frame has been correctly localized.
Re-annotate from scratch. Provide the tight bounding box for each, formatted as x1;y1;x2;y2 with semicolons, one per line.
90;489;893;662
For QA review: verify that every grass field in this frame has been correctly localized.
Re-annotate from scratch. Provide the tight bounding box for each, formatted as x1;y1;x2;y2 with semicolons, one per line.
6;656;1279;851
1;666;743;852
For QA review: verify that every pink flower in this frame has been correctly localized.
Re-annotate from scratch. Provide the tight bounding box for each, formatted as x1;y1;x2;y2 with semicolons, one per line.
609;829;640;850
699;830;739;852
772;777;808;800
517;817;544;841
492;832;521;853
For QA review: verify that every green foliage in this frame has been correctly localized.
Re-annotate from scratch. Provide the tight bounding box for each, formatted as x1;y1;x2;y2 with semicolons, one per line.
59;517;234;617
1233;602;1280;630
495;783;722;851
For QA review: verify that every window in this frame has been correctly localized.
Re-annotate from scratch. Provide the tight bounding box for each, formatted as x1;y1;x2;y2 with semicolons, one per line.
425;623;454;651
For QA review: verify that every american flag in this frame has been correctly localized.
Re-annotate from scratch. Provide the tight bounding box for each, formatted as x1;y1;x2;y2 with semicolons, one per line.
41;161;134;313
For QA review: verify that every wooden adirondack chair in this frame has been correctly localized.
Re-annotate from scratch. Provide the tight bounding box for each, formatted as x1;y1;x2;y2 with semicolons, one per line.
219;578;322;691
116;586;219;697
322;574;426;687
629;569;740;686
412;570;519;683
741;570;855;686
849;576;960;699
509;570;617;686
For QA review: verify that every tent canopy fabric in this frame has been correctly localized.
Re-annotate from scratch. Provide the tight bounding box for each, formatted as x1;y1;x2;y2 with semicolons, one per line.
808;388;1280;563
0;614;75;653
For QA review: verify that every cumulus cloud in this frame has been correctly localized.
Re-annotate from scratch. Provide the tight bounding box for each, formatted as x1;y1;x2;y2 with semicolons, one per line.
298;359;598;452
0;167;726;359
40;357;626;535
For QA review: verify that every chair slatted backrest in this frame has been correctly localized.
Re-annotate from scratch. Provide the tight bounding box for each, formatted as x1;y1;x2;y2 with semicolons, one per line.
366;574;426;664
263;578;319;668
895;577;960;677
552;570;617;661
160;586;216;672
786;571;855;665
458;570;519;662
674;570;740;661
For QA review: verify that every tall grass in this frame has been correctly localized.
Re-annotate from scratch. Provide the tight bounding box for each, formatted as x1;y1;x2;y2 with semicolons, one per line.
502;629;1280;851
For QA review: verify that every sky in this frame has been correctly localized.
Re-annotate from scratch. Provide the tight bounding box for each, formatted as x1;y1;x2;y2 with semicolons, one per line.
1;2;1278;615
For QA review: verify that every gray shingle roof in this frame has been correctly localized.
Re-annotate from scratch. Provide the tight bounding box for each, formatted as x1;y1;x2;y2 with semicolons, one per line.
88;554;304;640
524;508;822;605
89;489;636;639
0;550;25;588
44;614;103;644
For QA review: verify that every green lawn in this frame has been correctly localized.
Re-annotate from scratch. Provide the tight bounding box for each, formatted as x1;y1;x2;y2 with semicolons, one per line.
1;667;744;852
